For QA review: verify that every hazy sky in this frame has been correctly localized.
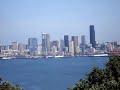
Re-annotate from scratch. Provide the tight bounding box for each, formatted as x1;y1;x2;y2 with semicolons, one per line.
0;0;120;45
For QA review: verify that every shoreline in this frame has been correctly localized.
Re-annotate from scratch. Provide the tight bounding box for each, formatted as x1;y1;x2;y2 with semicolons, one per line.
0;55;110;60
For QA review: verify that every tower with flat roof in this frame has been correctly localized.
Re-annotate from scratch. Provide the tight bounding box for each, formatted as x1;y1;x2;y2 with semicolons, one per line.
90;25;96;48
41;33;50;55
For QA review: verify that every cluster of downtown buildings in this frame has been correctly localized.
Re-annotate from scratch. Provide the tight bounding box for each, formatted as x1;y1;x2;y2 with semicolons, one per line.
0;25;120;58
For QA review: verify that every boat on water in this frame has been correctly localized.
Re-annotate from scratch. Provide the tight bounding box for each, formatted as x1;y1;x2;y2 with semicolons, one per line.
1;57;12;60
88;54;109;57
54;55;64;58
42;55;64;58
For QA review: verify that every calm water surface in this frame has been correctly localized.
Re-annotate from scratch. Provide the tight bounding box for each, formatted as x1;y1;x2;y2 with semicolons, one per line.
0;57;108;90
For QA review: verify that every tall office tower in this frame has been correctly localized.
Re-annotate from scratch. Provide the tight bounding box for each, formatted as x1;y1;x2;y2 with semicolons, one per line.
69;40;74;55
81;35;86;54
64;35;69;48
12;42;19;50
28;38;38;55
59;39;64;52
90;25;96;48
18;43;27;55
41;33;50;55
71;36;79;54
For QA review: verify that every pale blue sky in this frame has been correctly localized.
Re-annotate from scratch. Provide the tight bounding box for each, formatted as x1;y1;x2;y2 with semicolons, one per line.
0;0;120;45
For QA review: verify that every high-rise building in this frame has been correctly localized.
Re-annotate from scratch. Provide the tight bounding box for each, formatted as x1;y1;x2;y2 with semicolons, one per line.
81;35;86;54
90;25;96;48
59;39;64;52
50;40;59;51
28;38;38;55
18;43;27;55
64;35;69;48
12;42;18;50
69;40;74;55
71;36;79;54
41;33;50;55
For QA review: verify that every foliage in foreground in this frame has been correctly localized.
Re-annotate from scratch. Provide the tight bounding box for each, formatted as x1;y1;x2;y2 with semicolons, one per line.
0;78;22;90
68;56;120;90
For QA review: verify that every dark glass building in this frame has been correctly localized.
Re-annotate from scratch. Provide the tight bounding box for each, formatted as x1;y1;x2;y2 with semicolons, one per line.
90;25;96;48
64;35;69;47
28;38;38;55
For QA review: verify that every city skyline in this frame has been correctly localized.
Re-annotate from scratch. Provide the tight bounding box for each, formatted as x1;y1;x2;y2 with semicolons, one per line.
0;28;120;46
0;0;120;45
0;25;120;57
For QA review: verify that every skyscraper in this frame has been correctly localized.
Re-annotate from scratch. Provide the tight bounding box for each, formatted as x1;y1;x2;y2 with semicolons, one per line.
81;35;85;54
64;35;69;48
12;42;18;50
18;43;27;55
59;39;64;52
71;36;79;54
90;25;96;48
50;40;59;50
41;33;50;55
69;40;74;55
28;38;38;55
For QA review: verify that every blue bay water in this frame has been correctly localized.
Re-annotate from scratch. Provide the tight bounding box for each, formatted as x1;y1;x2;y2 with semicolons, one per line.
0;57;108;90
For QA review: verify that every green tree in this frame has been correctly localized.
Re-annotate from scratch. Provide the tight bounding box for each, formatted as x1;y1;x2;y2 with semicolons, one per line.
0;78;23;90
69;56;120;90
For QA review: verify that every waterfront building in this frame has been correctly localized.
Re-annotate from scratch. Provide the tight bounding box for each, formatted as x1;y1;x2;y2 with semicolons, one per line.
71;36;79;54
106;42;115;52
0;45;11;55
81;35;86;54
90;47;96;53
28;38;38;55
100;43;106;51
90;25;96;48
41;33;50;55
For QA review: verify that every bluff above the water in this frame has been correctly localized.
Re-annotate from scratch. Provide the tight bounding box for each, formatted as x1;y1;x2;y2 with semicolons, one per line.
69;56;120;90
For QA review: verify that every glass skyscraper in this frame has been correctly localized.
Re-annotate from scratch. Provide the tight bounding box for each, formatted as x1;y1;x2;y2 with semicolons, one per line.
64;35;69;48
42;33;50;55
90;25;96;48
28;38;38;55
